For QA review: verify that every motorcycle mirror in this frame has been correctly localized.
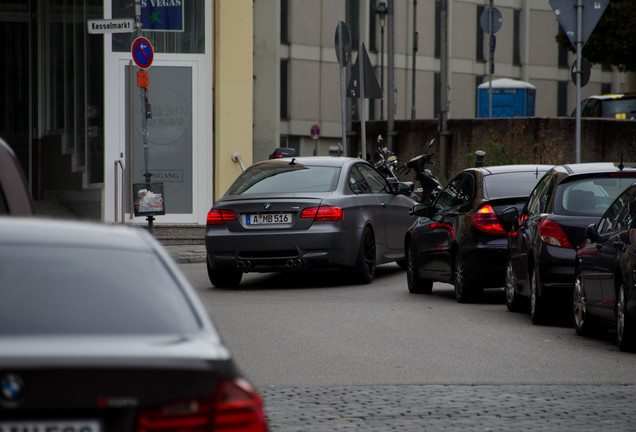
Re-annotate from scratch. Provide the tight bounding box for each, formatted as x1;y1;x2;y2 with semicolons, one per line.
428;138;436;149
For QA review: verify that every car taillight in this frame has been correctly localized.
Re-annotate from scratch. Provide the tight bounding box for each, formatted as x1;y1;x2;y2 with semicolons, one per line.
471;205;505;234
207;209;237;225
137;379;267;432
300;206;343;221
538;219;573;248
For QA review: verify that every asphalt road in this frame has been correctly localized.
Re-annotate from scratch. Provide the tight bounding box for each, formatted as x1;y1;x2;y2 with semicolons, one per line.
182;262;636;431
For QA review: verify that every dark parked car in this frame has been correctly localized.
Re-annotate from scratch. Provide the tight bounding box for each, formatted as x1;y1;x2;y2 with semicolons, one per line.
0;137;33;215
205;156;417;287
573;183;636;351
502;163;636;324
573;93;636;119
405;164;551;302
0;217;268;432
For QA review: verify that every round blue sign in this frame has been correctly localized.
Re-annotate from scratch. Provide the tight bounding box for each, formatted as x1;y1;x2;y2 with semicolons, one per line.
132;37;154;69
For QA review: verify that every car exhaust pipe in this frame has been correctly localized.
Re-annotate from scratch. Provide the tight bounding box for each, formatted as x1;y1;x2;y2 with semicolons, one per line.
287;259;304;268
236;260;250;270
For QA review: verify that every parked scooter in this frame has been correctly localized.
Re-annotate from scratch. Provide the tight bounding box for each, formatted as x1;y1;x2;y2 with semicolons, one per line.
373;136;417;197
398;138;443;204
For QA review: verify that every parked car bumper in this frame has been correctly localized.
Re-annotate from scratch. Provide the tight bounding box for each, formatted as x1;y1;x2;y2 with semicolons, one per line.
463;237;509;287
536;244;576;301
205;223;362;272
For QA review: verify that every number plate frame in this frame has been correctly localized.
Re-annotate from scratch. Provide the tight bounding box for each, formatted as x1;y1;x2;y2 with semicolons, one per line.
246;213;292;225
0;420;101;432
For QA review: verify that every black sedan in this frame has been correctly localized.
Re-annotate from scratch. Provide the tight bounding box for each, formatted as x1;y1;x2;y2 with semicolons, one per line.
502;163;636;324
0;217;268;432
573;183;636;351
405;164;551;302
205;157;417;287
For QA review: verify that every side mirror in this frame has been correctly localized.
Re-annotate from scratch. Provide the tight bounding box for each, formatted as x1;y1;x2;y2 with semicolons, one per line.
394;182;415;195
409;202;432;217
585;223;598;242
500;207;520;233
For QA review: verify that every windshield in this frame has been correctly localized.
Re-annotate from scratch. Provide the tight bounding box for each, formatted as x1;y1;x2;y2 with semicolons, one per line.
226;163;341;195
554;175;636;216
0;246;201;335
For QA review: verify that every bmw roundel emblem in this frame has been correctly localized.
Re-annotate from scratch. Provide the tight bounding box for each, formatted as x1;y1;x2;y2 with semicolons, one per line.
264;203;271;210
1;374;23;401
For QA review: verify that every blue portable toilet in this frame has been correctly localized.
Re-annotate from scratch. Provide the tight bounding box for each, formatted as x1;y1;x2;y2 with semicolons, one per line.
478;78;536;118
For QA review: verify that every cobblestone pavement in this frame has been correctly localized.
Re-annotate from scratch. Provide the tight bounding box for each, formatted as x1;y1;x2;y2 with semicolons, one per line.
261;385;636;431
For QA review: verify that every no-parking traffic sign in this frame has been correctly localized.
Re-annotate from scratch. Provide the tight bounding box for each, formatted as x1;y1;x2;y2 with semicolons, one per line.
132;37;154;69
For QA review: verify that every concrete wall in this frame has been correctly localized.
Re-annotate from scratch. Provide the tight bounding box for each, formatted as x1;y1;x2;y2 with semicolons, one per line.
361;118;636;185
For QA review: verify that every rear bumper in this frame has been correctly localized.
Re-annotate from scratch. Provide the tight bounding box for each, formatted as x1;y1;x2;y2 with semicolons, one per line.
463;238;509;287
536;244;577;303
205;224;361;272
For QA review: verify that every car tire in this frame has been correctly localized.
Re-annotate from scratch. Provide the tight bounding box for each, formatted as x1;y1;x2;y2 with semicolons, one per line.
207;260;242;288
572;269;593;336
505;258;524;312
454;253;480;303
616;282;636;352
352;226;376;284
530;267;548;325
396;259;407;270
406;241;433;294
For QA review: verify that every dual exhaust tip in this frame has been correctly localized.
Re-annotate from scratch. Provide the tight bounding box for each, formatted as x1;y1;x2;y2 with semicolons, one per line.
234;258;304;270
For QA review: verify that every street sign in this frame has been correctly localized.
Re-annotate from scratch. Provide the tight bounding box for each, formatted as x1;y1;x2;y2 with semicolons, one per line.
334;21;351;67
88;18;134;34
571;58;591;87
131;37;154;69
549;0;610;49
310;124;320;140
480;7;502;33
347;44;383;99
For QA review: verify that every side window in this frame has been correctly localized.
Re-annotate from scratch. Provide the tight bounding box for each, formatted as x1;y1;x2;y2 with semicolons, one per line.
435;175;463;211
357;164;391;194
599;190;635;233
456;175;474;206
525;174;553;217
349;165;372;195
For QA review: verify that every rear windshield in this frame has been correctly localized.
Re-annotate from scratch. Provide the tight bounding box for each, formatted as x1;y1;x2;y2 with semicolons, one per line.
483;170;547;199
226;163;340;195
554;176;636;216
601;98;636;118
0;246;201;335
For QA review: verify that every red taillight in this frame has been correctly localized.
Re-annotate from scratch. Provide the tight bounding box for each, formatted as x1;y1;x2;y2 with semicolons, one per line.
300;206;343;221
136;379;267;432
207;209;237;225
538;219;573;248
428;222;455;239
213;379;267;432
471;205;505;234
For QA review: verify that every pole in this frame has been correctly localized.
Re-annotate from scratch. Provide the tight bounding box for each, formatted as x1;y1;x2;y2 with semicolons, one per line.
440;0;450;180
380;25;385;121
387;0;395;151
488;0;493;119
411;0;417;119
575;0;582;163
359;42;367;159
338;22;347;154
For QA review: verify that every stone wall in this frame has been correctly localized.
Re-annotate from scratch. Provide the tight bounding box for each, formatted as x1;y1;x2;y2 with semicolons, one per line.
359;118;636;184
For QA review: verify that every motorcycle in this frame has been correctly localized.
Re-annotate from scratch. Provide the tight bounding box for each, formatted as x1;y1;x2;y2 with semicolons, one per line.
398;138;443;204
372;136;417;198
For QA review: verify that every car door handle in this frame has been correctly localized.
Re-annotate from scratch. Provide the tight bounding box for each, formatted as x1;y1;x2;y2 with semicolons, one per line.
380;202;386;207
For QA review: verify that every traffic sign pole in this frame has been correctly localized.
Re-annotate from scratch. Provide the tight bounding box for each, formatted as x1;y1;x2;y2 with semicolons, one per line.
575;0;582;163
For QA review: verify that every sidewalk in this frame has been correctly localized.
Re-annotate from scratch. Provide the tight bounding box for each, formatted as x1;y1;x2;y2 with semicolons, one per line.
163;244;207;264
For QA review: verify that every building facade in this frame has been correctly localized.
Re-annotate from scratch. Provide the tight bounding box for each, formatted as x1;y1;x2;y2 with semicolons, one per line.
253;0;624;163
1;0;252;225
